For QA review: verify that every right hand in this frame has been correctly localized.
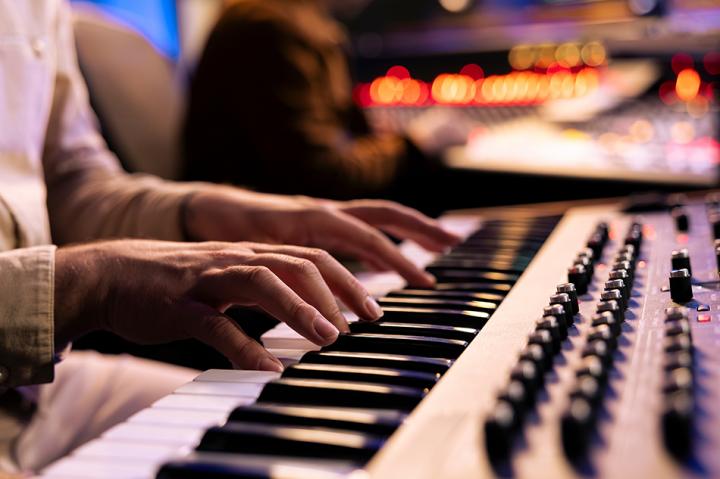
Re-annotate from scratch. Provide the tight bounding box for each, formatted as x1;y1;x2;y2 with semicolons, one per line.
54;240;385;371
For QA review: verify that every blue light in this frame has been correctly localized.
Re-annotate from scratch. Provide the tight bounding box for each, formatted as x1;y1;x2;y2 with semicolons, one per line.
71;0;180;59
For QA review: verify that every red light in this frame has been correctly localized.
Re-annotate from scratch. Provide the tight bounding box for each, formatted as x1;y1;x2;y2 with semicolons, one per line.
386;65;410;79
671;53;694;75
697;314;711;323
460;64;484;80
677;233;689;244
704;51;720;75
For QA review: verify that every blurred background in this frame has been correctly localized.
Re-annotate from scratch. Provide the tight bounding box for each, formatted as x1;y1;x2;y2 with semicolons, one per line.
69;0;719;368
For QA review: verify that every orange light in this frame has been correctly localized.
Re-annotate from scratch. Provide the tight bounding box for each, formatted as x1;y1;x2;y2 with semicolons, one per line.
581;42;606;67
676;68;701;101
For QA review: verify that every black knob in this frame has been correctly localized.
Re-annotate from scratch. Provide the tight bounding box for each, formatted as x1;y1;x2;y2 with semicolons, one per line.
662;367;693;394
528;330;555;359
485;401;518;462
586;234;604;259
664;306;688;321
543;303;569;334
568;265;589;295
671;249;692;276
671;207;690;232
625;229;642;249
575;355;608;386
577;247;595;262
574;256;593;278
570;375;604;407
561;397;595;460
499;379;533;414
664;334;693;353
591;311;621;336
582;339;613;366
519;343;551;372
716;246;720;273
601;289;625;311
597;299;624;323
549;293;575;328
510;360;543;393
587;324;617;351
604;279;629;307
709;212;720;239
596;222;610;242
669;269;693;303
664;351;693;372
666;319;691;338
612;260;634;277
556;283;579;315
609;269;633;293
536;316;562;352
661;391;693;459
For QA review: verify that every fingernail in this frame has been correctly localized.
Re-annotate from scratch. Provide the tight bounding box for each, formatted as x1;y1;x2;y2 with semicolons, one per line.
313;315;339;341
259;357;284;372
364;296;384;320
423;272;437;286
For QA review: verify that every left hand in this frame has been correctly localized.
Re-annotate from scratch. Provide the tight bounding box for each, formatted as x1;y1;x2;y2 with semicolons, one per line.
184;188;461;287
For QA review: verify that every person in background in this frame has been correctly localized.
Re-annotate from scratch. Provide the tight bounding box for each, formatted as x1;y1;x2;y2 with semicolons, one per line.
0;0;459;474
183;0;445;204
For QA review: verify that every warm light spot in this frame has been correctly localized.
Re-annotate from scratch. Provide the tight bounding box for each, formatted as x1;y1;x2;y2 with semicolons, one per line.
556;43;581;68
697;314;712;323
671;121;695;144
676;68;701;101
562;129;589;140
677;233;689;245
386;65;410;79
704;51;720;75
536;74;550;101
400;78;421;104
581;42;606;67
535;44;557;69
629;119;654;143
671;53;694;75
480;76;496;103
432;74;475;104
509;45;535;71
438;0;473;12
460;63;484;80
492;76;508;103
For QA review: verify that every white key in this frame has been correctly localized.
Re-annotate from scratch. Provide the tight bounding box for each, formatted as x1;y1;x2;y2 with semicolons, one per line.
174;381;265;397
73;438;186;461
102;423;204;447
40;456;157;479
261;323;320;349
193;369;281;383
152;394;254;412
129;408;228;428
267;348;307;368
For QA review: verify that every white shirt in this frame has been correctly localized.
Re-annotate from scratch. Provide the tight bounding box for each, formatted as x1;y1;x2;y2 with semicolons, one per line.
0;0;199;389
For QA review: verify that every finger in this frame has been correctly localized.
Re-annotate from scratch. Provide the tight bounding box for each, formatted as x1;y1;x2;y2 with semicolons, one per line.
246;244;384;322
308;210;436;288
176;300;284;371
243;253;351;332
341;200;462;251
194;265;340;346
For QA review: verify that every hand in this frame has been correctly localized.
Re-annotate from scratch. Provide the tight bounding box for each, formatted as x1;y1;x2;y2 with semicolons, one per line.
54;240;385;371
184;189;461;287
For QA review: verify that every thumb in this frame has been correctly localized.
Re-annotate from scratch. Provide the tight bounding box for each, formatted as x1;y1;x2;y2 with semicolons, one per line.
177;300;284;372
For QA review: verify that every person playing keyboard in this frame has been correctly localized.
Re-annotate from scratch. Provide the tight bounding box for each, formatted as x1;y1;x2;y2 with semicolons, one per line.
0;1;459;475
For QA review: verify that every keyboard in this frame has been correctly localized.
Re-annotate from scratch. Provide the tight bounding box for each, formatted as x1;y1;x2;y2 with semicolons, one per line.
39;195;720;478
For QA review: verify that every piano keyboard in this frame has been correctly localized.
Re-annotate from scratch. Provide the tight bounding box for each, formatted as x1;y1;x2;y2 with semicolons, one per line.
39;198;720;478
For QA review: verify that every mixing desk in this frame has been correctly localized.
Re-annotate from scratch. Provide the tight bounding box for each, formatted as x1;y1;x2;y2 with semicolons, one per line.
40;193;720;479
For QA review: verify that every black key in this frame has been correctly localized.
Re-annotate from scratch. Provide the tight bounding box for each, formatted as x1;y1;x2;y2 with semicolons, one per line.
377;297;495;314
282;363;440;389
157;453;358;479
350;321;478;342
432;282;512;294
427;269;519;284
426;264;525;276
327;333;467;359
197;422;384;462
228;404;405;436
380;306;490;328
387;289;504;304
257;378;426;411
300;351;452;375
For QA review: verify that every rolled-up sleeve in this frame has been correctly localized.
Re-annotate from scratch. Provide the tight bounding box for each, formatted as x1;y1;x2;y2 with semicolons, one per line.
43;2;207;245
0;246;55;388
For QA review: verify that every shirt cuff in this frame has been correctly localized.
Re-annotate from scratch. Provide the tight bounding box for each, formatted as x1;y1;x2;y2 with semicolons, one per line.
0;246;56;389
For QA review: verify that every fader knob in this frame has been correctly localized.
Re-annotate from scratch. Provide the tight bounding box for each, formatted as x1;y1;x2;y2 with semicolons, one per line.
669;269;693;304
671;207;690;232
609;269;632;293
671;249;692;276
548;296;574;329
661;391;693;459
556;283;579;314
568;265;589;295
561;397;595;460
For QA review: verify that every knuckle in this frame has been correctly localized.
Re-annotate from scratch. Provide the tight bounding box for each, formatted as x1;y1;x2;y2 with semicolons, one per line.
245;265;274;284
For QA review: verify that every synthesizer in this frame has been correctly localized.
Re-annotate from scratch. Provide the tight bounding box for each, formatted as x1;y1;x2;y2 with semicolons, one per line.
39;193;720;479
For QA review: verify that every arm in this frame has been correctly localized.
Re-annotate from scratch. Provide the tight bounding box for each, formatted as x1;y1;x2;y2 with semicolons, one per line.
184;6;410;198
42;3;201;245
